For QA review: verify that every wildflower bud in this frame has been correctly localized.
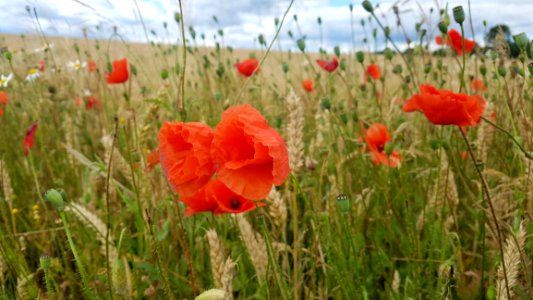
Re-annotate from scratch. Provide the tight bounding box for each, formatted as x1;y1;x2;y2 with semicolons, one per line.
424;63;432;74
3;51;12;61
216;64;225;78
174;63;181;75
44;189;65;211
336;194;350;212
452;6;465;24
106;61;112;73
174;12;181;24
163;21;167;29
392;64;403;74
372;28;378;39
480;65;487;76
258;34;266;46
356;51;365;63
213;91;222;102
352;111;358;122
217;29;224;37
317;17;322;25
320;97;331;110
160;69;169;80
340;59;347;71
274;18;280;27
296;38;306;52
334;45;341;57
349;4;353;12
438;22;448;35
40;254;51;270
131;64;137;76
384;143;394;156
384;26;391;38
340;112;348;124
293;14;298;22
512;32;528;49
287;30;293;39
282;63;289;74
384;48;393;60
362;0;374;13
429;139;440;150
497;65;507;77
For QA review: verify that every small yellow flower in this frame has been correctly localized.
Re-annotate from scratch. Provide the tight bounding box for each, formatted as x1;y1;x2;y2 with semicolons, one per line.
11;208;19;215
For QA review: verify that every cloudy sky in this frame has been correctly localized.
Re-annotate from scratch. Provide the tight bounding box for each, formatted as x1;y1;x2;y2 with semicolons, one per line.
1;0;532;52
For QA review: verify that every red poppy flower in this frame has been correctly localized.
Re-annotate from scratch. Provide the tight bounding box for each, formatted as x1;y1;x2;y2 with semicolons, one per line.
436;29;475;55
364;123;400;167
211;104;290;200
403;84;485;127
87;59;97;72
23;122;38;156
235;58;260;77
106;58;129;84
38;60;45;72
302;79;314;92
316;57;338;72
366;64;381;80
181;179;261;216
0;91;7;105
86;95;102;110
471;79;487;92
158;122;216;197
147;149;160;170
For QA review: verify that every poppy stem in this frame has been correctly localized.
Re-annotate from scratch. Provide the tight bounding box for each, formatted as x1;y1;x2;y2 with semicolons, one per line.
458;127;511;300
459;25;467;93
178;0;187;120
104;118;118;300
481;116;532;160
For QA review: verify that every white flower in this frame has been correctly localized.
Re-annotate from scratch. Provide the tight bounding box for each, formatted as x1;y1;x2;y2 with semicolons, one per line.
67;60;87;71
0;73;13;87
25;68;40;81
34;43;54;53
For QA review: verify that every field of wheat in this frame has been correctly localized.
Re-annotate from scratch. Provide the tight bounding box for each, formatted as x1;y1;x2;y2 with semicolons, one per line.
0;1;532;299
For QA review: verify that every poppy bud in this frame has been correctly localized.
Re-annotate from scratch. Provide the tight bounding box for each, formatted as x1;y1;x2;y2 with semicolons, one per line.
214;91;222;102
216;64;225;78
424;63;432;74
384;143;394;156
480;65;487;76
497;66;507;77
160;69;169;80
356;51;365;63
296;38;306;52
282;63;289;74
336;194;350;212
362;0;374;13
384;48;393;60
334;45;341;57
340;59;347;71
393;64;403;74
3;51;12;61
429;139;440;150
452;6;465;24
384;26;391;38
44;189;65;211
349;4;353;11
258;34;266;46
293;14;298;21
512;32;528;49
287;30;293;39
320;97;331;110
174;12;181;24
438;22;448;35
317;17;322;25
174;63;181;75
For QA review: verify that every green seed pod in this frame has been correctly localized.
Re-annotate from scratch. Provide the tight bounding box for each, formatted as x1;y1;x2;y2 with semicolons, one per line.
384;48;393;60
356;51;365;63
429;139;440;150
213;91;222;102
452;6;465;24
45;189;65;211
393;64;403;74
317;17;322;25
424;63;432;74
334;45;341;57
340;58;347;71
174;12;181;24
512;32;528;49
282;63;289;74
497;65;507;77
320;97;331;110
160;69;170;81
480;65;487;76
349;4;353;12
384;143;394;156
4;51;12;61
258;34;266;46
438;21;448;35
336;194;350;212
362;0;374;13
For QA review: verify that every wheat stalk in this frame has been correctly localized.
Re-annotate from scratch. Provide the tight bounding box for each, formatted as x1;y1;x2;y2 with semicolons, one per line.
235;214;268;283
1;160;13;211
496;221;527;300
266;187;287;237
285;88;305;172
206;229;226;288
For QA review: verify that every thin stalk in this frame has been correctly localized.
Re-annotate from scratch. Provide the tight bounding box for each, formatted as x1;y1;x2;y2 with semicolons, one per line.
104;119;118;299
178;0;187;120
458;128;511;300
481;116;532;160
